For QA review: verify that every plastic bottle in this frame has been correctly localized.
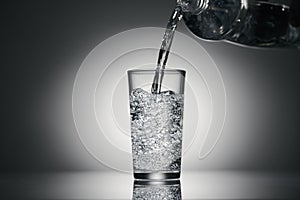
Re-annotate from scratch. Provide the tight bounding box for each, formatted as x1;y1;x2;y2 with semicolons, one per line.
177;0;300;48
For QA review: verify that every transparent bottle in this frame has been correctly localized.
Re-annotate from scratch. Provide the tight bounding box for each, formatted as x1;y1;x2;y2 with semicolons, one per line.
177;0;300;48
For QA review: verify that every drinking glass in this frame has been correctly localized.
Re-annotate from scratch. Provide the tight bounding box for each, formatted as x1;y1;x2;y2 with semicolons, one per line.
127;69;186;180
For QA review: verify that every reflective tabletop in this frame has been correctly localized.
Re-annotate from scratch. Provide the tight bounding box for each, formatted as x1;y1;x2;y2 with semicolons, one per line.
1;171;300;199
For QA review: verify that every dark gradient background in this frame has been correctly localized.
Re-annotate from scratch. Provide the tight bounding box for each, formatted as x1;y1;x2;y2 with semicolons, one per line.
2;0;300;198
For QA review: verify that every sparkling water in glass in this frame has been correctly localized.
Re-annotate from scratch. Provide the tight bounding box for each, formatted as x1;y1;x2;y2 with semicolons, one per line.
128;69;186;180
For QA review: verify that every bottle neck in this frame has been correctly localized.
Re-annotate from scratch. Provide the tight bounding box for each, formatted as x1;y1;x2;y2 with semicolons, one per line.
178;0;245;40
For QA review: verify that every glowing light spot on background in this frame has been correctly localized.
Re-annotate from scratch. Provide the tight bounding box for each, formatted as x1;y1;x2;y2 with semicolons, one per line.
72;27;226;172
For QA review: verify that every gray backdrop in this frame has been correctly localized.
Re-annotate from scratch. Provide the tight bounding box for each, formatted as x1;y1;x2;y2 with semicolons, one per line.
2;0;300;173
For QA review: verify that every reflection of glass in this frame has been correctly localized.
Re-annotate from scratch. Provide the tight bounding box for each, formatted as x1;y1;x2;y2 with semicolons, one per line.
128;69;186;180
132;180;182;200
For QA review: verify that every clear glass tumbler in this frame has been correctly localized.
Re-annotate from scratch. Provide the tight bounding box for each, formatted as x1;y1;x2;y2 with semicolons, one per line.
127;69;186;180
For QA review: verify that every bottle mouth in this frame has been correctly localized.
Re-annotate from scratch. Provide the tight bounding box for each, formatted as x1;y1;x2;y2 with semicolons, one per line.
177;0;208;14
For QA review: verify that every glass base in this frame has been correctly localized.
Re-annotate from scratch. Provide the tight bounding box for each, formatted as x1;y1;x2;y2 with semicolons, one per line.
134;171;180;180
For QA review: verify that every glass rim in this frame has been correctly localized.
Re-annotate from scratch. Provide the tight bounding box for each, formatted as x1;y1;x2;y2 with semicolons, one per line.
127;69;186;74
